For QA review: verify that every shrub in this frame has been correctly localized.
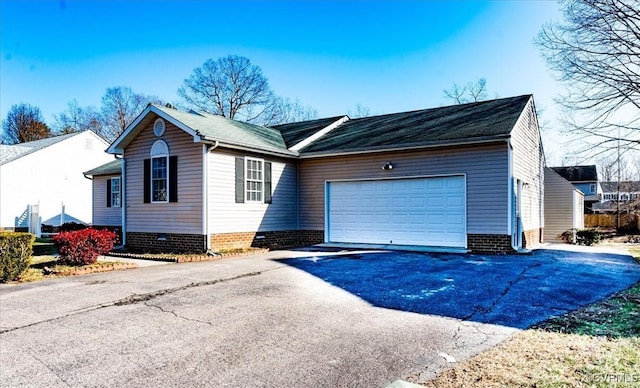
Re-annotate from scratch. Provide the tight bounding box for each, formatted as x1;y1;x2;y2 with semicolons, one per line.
0;232;35;282
53;228;117;265
559;230;576;244
59;222;88;232
575;228;601;246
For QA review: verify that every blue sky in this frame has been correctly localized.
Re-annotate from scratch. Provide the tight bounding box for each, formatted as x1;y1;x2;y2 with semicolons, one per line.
1;0;572;164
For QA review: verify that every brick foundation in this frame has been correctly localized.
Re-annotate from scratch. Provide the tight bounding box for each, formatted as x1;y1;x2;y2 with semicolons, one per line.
467;234;515;254
468;229;543;254
126;232;206;253
126;229;542;255
92;225;123;245
211;230;324;250
523;228;543;248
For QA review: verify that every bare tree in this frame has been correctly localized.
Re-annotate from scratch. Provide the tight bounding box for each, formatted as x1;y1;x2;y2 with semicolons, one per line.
348;103;371;118
443;78;488;104
54;100;104;137
1;103;52;144
101;87;162;142
536;0;640;154
263;97;318;126
178;55;274;123
597;155;618;182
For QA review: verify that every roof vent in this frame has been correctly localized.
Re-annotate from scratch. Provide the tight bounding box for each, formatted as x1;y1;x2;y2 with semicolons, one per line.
153;118;166;137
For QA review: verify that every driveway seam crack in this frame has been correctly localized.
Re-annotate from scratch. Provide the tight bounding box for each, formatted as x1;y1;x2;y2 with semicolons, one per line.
143;301;214;326
462;262;542;321
0;270;268;334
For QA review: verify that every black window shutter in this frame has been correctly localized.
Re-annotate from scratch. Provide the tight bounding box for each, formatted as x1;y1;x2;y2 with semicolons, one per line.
235;157;244;203
169;156;178;202
106;179;112;208
143;159;151;203
264;161;272;204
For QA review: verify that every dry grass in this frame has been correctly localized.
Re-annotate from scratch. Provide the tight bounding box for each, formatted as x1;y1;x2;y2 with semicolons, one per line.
417;331;638;387
409;244;640;387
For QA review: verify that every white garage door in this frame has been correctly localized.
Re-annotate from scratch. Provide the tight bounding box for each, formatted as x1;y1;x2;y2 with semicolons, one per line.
327;176;466;247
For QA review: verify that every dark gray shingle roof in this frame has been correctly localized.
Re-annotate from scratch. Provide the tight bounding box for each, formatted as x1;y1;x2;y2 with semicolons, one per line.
84;159;122;176
550;165;598;182
272;116;347;148
298;95;532;154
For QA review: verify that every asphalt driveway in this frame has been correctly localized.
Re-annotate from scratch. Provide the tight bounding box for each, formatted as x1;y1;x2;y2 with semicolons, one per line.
280;245;640;329
1;245;639;387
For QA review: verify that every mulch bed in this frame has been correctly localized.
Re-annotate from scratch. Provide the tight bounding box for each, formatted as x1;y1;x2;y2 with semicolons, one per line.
43;262;138;276
107;248;270;263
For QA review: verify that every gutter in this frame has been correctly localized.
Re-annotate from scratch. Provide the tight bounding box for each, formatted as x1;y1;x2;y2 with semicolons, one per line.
201;136;298;159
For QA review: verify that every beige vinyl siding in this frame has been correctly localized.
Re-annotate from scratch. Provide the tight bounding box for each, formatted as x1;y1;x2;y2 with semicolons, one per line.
544;167;582;242
125;121;202;234
92;175;122;226
208;149;298;233
298;143;509;234
510;97;545;232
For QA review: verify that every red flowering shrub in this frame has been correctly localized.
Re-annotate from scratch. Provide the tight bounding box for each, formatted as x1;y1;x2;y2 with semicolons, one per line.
53;228;117;265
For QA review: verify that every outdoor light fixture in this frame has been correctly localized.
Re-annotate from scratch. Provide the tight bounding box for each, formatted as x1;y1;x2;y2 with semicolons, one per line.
381;161;394;170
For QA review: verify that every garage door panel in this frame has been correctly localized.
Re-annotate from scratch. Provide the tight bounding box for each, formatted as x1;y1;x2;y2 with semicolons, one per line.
328;176;466;248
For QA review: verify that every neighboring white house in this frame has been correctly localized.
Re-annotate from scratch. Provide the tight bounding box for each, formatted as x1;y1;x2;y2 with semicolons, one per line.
593;181;640;213
0;131;114;231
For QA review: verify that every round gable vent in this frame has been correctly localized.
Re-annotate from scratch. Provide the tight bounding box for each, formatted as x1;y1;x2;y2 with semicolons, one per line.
153;118;166;137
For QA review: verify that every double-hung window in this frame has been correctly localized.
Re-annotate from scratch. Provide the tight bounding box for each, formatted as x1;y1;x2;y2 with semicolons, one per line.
143;140;177;204
152;157;168;202
150;140;169;203
235;156;271;204
111;177;121;207
245;157;263;202
107;177;121;208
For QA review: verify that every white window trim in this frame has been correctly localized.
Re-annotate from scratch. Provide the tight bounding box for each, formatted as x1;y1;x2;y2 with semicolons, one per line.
245;156;264;203
589;183;596;193
151;156;169;203
151;140;169;203
111;177;121;207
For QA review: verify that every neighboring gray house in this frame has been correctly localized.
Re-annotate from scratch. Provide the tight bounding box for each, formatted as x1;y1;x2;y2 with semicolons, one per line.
100;94;544;254
544;167;584;242
550;165;599;212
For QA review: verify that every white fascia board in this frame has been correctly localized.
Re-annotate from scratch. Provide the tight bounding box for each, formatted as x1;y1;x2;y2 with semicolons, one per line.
202;137;298;158
107;104;154;154
107;105;204;154
290;116;349;152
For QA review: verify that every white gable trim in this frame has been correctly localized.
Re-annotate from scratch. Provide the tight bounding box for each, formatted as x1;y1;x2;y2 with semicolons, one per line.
107;105;204;155
290;116;349;151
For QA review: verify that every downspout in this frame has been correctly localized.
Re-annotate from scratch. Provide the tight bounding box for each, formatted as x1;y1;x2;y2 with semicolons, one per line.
507;139;519;252
203;141;219;252
115;155;126;247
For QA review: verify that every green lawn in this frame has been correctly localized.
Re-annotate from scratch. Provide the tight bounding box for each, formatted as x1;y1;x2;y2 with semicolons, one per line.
32;238;57;256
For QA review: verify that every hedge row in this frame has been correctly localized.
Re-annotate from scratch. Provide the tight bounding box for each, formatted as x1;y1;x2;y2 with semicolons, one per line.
0;232;35;282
